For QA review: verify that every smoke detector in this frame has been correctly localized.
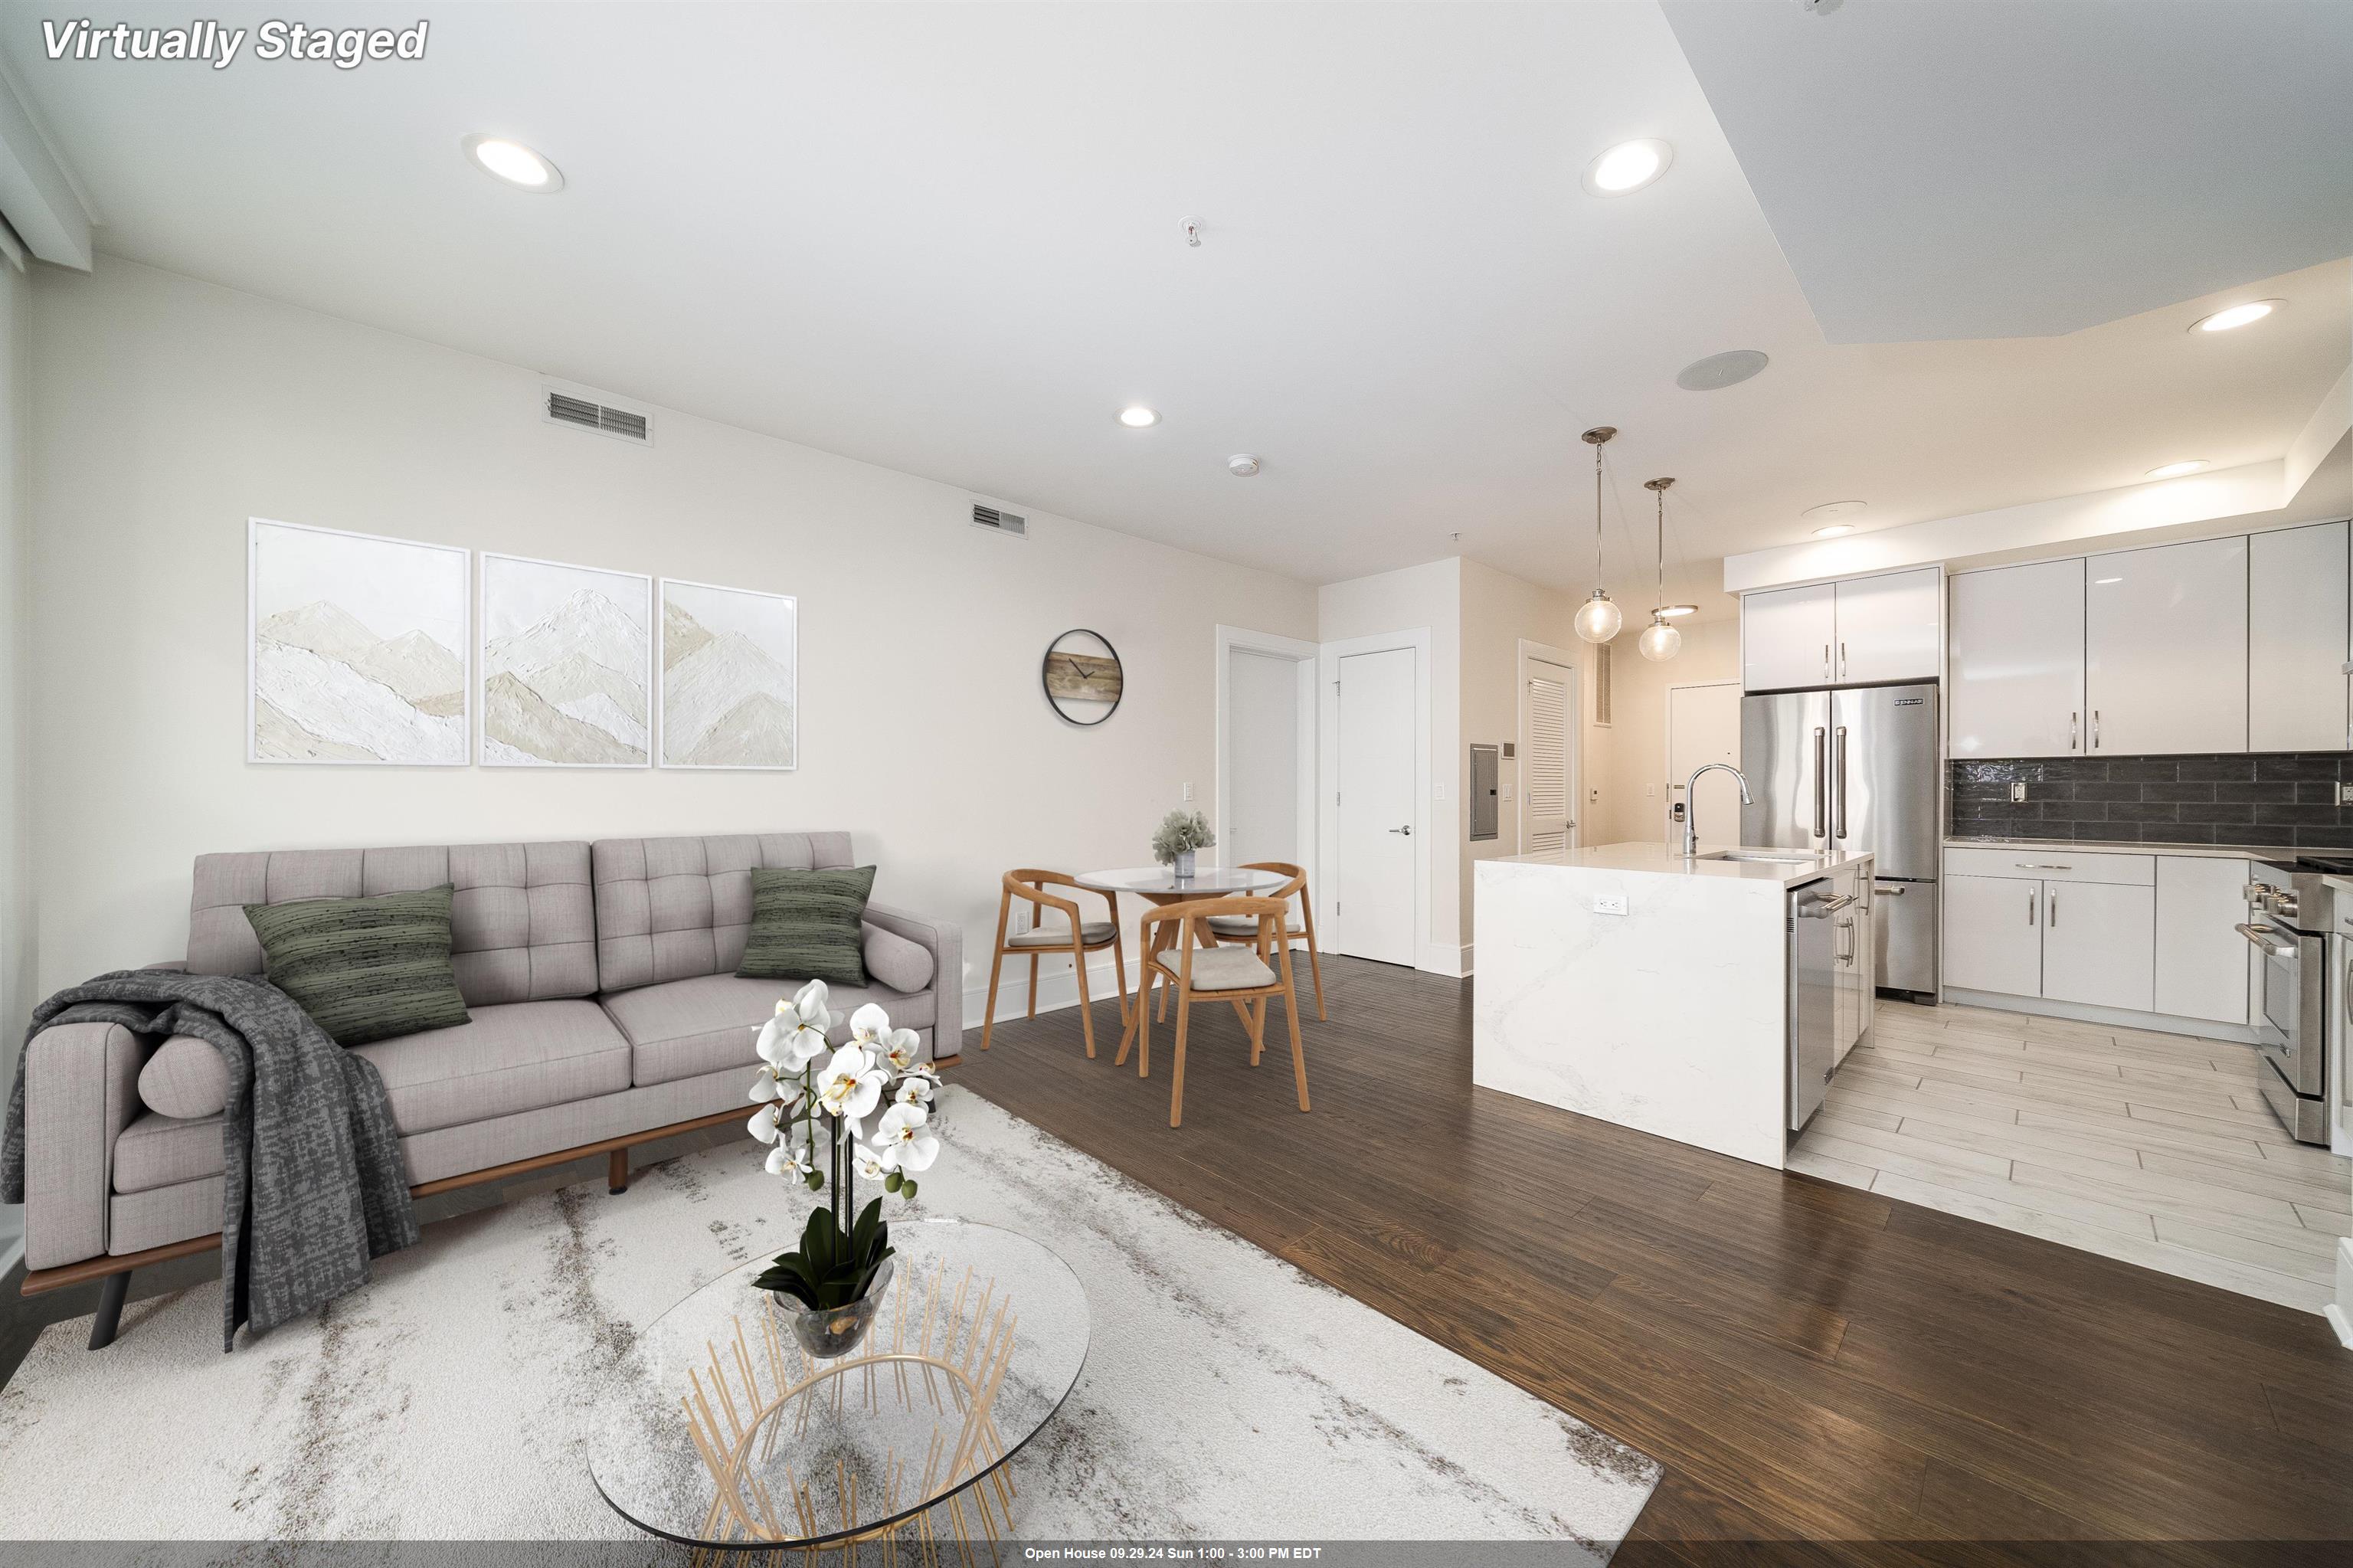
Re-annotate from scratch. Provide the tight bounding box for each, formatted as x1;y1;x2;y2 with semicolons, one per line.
1227;454;1262;477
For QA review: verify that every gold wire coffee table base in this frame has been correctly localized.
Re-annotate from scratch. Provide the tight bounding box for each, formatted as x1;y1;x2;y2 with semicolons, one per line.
677;1256;1023;1566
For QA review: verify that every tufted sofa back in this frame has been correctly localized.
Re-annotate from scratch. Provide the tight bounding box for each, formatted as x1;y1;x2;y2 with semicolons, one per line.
590;833;857;993
186;842;600;1007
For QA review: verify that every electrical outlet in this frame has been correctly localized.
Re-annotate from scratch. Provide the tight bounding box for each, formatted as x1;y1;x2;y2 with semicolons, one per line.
1592;893;1628;916
2009;782;2027;803
1181;782;1193;802
2338;782;2353;807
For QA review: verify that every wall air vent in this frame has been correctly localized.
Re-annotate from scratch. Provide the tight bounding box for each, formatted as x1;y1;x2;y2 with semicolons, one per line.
543;388;653;444
1594;643;1613;727
970;502;1028;538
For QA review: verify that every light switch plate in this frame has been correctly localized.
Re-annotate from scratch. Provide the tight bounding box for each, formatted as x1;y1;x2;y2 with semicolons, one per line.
1181;782;1193;802
1592;893;1628;916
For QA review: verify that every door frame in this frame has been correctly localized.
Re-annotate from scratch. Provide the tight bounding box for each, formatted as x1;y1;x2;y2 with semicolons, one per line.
1214;624;1319;892
1514;638;1582;853
1317;627;1432;972
1664;678;1742;843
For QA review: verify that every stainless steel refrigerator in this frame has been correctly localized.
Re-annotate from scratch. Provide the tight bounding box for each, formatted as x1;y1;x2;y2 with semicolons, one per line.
1741;682;1940;1000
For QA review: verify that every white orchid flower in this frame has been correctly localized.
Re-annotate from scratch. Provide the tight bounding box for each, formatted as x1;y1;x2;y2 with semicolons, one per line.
848;1002;893;1047
755;984;833;1072
765;1142;815;1180
851;1142;889;1182
893;1073;934;1106
748;1102;784;1144
814;1042;887;1138
875;1102;941;1174
881;1028;923;1073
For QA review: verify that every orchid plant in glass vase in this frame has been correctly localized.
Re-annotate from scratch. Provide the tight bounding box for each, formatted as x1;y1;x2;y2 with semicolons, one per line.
745;979;942;1354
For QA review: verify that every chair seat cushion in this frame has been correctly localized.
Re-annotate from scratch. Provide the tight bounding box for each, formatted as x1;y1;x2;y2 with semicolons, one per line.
601;974;936;1088
1205;914;1304;938
1008;921;1115;948
1149;948;1277;991
351;999;632;1136
113;1111;225;1194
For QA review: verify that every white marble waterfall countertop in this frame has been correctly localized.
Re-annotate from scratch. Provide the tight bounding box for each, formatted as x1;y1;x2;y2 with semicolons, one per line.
1495;840;1877;887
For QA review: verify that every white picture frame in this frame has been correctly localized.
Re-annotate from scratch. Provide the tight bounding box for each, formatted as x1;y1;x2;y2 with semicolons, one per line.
247;517;471;767
477;552;654;768
657;578;798;771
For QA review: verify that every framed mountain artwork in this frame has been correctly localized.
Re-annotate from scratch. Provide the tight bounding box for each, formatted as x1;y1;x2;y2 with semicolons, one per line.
478;553;653;768
247;518;470;766
658;578;797;770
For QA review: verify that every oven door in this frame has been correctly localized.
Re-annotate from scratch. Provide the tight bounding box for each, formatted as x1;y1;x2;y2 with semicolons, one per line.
2243;914;2325;1095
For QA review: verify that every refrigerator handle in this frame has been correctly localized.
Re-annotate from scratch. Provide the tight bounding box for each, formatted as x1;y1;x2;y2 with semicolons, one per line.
1811;726;1827;841
1832;725;1848;841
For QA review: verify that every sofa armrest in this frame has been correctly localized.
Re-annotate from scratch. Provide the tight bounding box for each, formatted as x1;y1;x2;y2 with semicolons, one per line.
20;1020;147;1271
142;960;188;973
863;902;962;1061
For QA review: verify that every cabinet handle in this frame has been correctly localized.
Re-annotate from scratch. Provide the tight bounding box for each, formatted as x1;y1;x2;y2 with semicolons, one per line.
2027;889;2036;926
1838;640;1847;679
2049;888;2058;926
2014;862;2073;870
2070;712;2079;751
1822;643;1831;682
2092;709;2101;749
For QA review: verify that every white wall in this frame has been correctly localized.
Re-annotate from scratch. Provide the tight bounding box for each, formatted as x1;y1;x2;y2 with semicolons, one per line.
1591;618;1739;846
0;254;28;1269
1317;558;1461;968
28;258;1319;1027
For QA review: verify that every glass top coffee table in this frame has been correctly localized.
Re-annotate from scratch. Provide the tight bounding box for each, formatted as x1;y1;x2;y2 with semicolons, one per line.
588;1219;1088;1553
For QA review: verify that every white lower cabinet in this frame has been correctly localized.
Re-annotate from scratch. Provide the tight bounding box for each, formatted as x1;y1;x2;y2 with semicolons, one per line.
1944;874;2044;996
2039;880;2155;1012
2154;856;2255;1024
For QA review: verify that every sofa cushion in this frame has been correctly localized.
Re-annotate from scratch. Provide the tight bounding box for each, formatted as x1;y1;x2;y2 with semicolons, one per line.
737;866;875;986
244;884;472;1046
113;1111;224;1194
601;974;936;1088
136;1035;230;1120
592;833;855;992
862;925;936;992
189;841;599;1007
351;1000;631;1136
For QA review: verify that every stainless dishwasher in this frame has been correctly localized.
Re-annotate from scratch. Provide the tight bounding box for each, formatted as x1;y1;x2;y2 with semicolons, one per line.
1788;882;1846;1131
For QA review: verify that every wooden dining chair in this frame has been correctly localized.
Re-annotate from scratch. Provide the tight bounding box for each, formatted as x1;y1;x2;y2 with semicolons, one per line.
979;869;1130;1059
1116;895;1310;1128
1202;861;1326;1020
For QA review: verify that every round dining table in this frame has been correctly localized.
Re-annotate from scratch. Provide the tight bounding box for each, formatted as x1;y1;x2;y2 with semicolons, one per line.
1072;865;1291;1058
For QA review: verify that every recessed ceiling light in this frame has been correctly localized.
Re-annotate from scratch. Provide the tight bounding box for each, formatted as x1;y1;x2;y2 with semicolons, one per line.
2145;460;2209;480
2190;300;2282;333
1582;138;1674;197
1801;499;1867;521
463;133;562;192
1656;604;1699;619
1811;524;1856;538
1118;406;1160;428
1676;349;1769;391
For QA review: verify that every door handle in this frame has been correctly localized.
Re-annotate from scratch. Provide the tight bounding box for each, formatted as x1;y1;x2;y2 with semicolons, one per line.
1811;727;1827;840
1833;725;1848;841
1389;825;1412;836
2236;922;2296;957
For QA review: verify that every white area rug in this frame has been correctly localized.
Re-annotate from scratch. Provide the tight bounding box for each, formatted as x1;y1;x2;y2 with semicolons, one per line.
0;1088;1657;1557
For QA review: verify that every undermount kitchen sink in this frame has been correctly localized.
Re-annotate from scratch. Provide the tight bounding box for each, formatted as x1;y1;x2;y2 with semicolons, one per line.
1697;851;1824;864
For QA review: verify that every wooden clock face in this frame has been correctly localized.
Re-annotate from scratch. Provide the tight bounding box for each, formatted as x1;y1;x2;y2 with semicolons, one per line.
1042;630;1123;726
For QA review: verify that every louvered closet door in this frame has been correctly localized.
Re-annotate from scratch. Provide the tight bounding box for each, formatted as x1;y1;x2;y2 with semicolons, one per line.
1523;658;1575;854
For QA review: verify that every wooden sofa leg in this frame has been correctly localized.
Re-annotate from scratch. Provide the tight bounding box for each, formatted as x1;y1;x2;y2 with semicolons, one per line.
609;1148;630;1195
89;1271;129;1351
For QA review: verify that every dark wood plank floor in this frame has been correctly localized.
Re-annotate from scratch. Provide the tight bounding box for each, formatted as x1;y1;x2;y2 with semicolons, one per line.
952;955;2353;1559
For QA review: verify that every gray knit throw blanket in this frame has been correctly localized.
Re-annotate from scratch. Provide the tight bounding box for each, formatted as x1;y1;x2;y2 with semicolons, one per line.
1;971;418;1350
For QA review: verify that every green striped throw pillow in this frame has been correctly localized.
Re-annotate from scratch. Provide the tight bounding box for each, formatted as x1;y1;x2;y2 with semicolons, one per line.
243;883;472;1046
736;866;876;987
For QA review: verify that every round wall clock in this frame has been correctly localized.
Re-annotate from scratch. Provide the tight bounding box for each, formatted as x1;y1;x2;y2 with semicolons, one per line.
1041;629;1124;726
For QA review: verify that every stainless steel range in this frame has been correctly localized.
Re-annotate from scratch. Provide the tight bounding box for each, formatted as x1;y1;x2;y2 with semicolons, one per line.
2243;856;2347;1145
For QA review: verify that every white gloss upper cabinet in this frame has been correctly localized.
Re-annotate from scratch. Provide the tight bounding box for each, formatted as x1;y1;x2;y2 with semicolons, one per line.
1742;582;1837;692
1831;569;1940;685
1948;558;2086;758
2086;536;2248;756
2248;521;2349;753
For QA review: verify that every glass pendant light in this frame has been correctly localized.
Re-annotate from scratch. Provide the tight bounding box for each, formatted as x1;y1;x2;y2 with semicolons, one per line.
1573;426;1622;643
1638;476;1683;662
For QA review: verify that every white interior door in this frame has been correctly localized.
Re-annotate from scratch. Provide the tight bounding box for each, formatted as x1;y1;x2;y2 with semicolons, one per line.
1665;682;1742;846
1224;648;1303;866
1335;647;1418;966
1521;655;1576;854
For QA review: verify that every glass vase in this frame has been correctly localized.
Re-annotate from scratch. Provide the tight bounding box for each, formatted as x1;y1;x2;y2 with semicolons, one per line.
765;1254;895;1360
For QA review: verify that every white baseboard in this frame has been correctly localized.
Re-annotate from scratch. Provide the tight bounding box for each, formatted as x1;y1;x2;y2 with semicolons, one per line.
1419;942;1471;979
1941;988;2266;1046
2333;1239;2353;1351
961;954;1129;1033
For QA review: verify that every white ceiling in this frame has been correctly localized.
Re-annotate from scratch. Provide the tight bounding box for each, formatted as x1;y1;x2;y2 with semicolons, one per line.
1664;0;2353;342
8;2;2348;607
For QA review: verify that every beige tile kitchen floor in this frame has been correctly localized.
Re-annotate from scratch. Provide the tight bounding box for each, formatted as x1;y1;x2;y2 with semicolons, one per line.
1790;999;2351;1314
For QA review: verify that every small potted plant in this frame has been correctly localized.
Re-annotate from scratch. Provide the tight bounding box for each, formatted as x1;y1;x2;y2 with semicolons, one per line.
746;980;942;1357
1152;809;1216;880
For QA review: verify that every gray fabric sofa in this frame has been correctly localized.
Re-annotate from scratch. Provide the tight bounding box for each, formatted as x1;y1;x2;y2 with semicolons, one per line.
16;831;961;1312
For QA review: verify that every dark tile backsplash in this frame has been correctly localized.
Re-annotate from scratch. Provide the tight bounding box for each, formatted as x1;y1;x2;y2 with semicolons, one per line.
1948;753;2353;849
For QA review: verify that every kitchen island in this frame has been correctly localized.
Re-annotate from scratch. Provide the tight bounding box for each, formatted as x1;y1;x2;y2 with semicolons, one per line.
1472;840;1875;1168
